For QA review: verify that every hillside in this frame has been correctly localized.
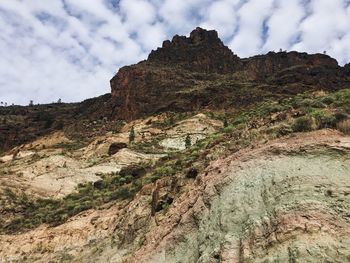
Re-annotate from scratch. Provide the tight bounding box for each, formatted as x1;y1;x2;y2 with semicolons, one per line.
0;28;350;263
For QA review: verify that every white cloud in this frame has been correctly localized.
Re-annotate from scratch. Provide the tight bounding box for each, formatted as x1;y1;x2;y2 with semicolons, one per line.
120;0;156;30
262;0;305;52
200;0;240;40
0;0;349;105
292;0;350;65
228;0;275;57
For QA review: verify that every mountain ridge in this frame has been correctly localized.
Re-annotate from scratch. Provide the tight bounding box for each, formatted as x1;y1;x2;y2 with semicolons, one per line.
110;27;349;120
1;27;350;152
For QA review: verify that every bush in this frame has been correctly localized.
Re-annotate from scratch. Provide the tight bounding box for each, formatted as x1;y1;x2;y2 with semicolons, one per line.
321;96;334;105
222;125;235;133
337;119;350;134
292;116;314;132
153;166;175;178
310;100;326;108
311;110;336;128
334;112;349;122
185;135;191;149
129;126;135;143
266;123;293;137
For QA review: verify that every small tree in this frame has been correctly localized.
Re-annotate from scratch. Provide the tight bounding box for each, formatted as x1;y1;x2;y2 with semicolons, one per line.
129;126;135;143
168;115;175;126
185;134;191;149
223;117;228;127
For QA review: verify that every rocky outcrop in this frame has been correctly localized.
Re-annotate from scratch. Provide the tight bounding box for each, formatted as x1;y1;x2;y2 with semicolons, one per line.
2;130;349;262
148;27;241;73
108;142;127;156
129;130;350;263
241;51;339;79
110;27;350;120
345;62;350;74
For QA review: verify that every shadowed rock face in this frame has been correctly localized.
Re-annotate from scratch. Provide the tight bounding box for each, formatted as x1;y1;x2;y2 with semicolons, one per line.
110;27;350;120
345;63;350;73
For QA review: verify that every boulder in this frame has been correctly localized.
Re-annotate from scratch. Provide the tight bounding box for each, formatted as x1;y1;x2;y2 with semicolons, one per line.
119;164;146;178
108;142;127;156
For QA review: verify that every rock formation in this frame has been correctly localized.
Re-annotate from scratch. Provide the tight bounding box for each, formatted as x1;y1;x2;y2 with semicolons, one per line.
1;27;350;263
147;27;241;73
110;27;350;120
2;28;350;151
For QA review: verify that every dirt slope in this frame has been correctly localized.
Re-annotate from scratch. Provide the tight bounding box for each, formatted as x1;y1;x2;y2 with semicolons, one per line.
1;130;349;263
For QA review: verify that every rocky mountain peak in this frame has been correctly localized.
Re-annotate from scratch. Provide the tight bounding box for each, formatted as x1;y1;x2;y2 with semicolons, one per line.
188;27;221;45
147;27;240;73
109;28;350;121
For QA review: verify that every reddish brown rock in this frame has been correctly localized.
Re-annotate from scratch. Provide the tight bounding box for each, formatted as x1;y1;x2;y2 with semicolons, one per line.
147;27;241;73
110;28;350;120
108;142;127;156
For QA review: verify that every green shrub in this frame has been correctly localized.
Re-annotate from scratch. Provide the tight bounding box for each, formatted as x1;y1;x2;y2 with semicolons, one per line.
129;126;135;143
153;166;175;178
266;124;293;137
310;100;326;108
321;96;334;105
292;116;314;132
295;98;313;108
223;118;228;127
337;119;350;134
222;125;235;133
185;135;191;149
311;110;336;128
265;104;286;113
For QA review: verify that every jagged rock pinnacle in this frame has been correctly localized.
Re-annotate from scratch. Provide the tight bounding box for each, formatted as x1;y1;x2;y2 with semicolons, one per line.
147;27;241;73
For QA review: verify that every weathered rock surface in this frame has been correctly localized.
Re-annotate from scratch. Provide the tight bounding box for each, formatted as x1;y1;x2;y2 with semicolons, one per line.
147;27;241;73
110;28;350;120
1;130;349;263
159;113;222;150
131;130;350;263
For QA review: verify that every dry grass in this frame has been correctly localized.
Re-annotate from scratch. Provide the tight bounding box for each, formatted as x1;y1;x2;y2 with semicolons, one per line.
337;119;350;134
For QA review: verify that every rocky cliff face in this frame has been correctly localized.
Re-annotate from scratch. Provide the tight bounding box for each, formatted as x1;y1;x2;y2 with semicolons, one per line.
110;27;350;120
147;27;241;73
345;62;350;73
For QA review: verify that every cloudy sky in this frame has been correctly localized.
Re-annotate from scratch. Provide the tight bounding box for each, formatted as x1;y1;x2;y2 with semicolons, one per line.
0;0;350;105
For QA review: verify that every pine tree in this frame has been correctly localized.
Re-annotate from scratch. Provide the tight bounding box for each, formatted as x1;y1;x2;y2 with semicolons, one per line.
129;126;135;143
168;115;175;126
185;134;191;149
223;117;228;127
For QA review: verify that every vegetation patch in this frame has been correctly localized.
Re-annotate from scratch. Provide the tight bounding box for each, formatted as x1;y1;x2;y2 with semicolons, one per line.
337;119;350;135
2;88;350;234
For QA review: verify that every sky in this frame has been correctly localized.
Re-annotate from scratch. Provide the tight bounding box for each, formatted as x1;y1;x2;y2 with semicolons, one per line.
0;0;350;105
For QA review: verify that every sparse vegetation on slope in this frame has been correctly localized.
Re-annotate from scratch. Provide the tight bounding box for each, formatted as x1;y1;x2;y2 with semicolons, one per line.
1;88;350;235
